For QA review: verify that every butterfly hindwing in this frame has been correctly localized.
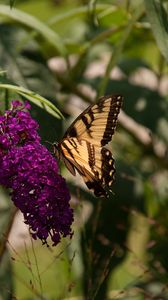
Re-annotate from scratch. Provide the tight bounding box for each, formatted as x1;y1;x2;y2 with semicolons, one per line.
84;146;116;197
57;95;123;197
60;140;115;198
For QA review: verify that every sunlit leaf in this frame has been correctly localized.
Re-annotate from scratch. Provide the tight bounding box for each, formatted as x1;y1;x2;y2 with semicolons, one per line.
0;4;67;56
48;4;112;26
0;83;64;119
145;0;168;62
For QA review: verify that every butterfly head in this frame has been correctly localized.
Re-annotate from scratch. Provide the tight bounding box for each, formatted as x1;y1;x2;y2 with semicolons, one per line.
53;142;60;159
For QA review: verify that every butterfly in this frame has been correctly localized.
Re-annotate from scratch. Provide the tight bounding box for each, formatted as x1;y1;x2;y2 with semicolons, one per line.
53;95;123;198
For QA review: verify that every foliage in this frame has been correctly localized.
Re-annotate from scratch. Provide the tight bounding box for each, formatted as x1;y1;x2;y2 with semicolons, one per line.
0;0;168;299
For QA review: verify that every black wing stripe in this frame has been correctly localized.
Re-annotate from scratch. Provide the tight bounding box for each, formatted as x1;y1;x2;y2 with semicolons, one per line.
61;141;75;159
81;110;95;137
86;142;95;170
81;115;90;129
68;138;78;149
69;126;77;137
101;95;122;146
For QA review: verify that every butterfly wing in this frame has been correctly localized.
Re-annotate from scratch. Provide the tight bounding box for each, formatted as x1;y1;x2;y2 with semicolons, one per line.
63;94;123;146
59;139;115;197
58;95;123;197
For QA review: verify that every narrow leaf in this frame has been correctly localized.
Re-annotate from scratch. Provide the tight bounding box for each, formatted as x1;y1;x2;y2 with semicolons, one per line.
48;4;111;25
0;5;67;56
145;0;168;63
97;6;144;97
9;0;16;8
0;83;64;119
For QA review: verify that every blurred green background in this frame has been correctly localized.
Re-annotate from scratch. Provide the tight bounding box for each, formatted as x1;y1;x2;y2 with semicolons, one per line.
0;0;168;299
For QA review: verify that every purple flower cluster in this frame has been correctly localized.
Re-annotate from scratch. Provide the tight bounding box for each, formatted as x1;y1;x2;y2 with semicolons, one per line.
0;101;73;246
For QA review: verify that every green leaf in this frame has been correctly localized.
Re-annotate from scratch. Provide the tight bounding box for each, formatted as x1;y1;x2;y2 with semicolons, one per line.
48;4;112;26
144;0;168;63
0;83;64;119
98;7;128;27
9;0;16;8
0;70;7;75
0;24;59;103
97;5;144;97
0;4;67;56
0;250;13;299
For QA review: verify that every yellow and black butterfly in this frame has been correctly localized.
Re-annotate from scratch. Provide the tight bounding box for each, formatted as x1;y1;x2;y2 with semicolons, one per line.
53;95;123;198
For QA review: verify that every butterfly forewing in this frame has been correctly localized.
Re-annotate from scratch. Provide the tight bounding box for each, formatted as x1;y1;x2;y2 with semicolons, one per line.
58;95;123;197
63;95;123;146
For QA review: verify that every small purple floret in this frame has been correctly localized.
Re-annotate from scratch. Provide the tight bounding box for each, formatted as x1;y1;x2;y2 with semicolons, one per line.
0;101;73;246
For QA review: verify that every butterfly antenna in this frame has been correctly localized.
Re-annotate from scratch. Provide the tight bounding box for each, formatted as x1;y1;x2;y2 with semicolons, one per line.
45;140;53;146
45;140;54;152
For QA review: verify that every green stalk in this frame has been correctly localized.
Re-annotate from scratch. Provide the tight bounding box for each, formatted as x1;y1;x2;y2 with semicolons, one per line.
97;7;144;98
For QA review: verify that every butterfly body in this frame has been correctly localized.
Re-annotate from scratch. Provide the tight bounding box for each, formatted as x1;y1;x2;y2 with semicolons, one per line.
53;95;123;198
